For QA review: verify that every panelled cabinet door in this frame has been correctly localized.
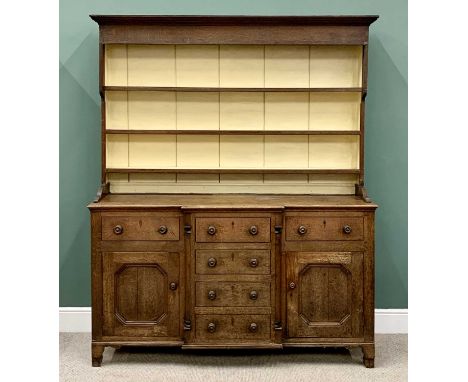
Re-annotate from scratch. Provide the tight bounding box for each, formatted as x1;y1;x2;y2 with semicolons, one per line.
286;252;364;338
102;252;180;338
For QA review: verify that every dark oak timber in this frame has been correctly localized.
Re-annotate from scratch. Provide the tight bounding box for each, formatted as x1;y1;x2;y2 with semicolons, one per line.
105;168;361;175
105;129;361;136
89;14;378;368
104;86;363;93
91;15;377;45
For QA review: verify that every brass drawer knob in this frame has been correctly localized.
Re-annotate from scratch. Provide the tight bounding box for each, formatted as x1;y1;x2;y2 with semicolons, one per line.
249;258;258;268
169;282;177;291
297;225;307;235
343;225;352;234
207;257;217;267
289;282;296;289
207;290;217;300
249;291;258;300
249;322;258;333
113;225;123;235
158;225;168;235
207;322;216;333
249;225;258;235
207;225;217;235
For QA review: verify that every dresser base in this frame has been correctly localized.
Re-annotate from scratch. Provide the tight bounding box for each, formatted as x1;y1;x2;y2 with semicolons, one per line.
89;194;377;369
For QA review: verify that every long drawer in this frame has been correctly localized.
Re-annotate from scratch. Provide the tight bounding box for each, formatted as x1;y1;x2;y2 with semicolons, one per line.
196;281;270;307
195;314;270;341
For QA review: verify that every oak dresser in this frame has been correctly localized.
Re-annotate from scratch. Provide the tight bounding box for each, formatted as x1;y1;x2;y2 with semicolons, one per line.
88;15;379;368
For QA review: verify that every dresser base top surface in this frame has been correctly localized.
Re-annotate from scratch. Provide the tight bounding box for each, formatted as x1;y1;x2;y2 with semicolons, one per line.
88;194;377;210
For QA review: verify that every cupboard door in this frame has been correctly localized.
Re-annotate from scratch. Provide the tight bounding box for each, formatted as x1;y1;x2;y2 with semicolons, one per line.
102;252;180;338
286;252;363;338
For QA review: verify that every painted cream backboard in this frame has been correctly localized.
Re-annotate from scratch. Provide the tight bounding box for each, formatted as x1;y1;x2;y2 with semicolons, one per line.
175;45;219;87
104;44;363;193
265;46;310;88
176;92;220;130
127;45;176;86
219;45;265;88
128;91;176;130
309;92;361;131
264;92;309;131
128;134;176;168
220;92;264;131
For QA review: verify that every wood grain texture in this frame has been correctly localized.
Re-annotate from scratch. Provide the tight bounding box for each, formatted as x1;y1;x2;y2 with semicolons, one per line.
286;251;364;338
195;281;271;307
91;212;103;340
106;129;361;135
195;249;270;275
97;24;370;45
285;216;364;241
89;194;378;210
195;314;271;342
102;251;181;338
105;168;361;175
104;86;363;92
101;215;180;241
89;15;378;367
195;217;271;243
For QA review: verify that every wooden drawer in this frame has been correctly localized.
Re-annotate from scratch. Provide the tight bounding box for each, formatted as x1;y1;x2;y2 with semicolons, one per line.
195;314;270;341
195;249;270;275
285;216;364;241
195;281;270;307
101;215;180;241
195;217;270;243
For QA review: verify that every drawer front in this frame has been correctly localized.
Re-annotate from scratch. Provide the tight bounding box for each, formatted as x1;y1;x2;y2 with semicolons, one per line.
195;217;271;243
196;281;270;307
285;216;364;241
195;250;270;275
196;314;270;341
102;216;180;241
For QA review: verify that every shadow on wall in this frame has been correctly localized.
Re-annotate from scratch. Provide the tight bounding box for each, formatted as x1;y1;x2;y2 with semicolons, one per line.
366;34;408;308
59;30;101;306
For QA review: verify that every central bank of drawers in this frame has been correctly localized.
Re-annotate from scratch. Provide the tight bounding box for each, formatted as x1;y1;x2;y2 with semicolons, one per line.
194;216;272;342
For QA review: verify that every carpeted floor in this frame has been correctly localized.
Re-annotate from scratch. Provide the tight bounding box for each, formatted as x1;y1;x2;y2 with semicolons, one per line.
60;333;407;382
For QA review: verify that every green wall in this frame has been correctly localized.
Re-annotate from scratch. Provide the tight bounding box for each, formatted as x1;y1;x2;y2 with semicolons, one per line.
60;0;407;308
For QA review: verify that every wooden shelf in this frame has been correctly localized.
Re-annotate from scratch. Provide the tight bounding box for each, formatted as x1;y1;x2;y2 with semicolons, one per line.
106;129;361;135
104;86;363;93
106;168;360;174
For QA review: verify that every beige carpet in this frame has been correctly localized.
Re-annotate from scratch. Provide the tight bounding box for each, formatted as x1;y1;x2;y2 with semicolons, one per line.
60;333;407;382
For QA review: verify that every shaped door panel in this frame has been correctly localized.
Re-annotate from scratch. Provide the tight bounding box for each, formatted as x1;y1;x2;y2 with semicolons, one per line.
286;252;363;338
102;252;180;338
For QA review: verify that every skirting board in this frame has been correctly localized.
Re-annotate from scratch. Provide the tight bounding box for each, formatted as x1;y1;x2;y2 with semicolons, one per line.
59;308;408;334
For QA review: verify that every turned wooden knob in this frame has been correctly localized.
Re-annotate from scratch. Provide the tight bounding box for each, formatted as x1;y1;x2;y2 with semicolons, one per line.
113;225;123;235
158;225;168;235
343;225;352;234
249;322;258;333
249;258;258;268
249;225;258;235
207;257;217;267
249;290;258;300
169;282;178;291
297;225;307;235
207;225;217;235
207;290;217;300
289;282;296;289
207;322;216;333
